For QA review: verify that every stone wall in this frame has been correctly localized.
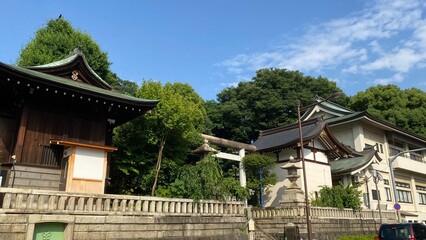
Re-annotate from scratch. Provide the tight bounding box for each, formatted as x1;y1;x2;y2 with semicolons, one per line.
1;165;60;191
0;188;247;240
0;188;400;240
254;216;385;239
251;206;398;239
0;213;247;240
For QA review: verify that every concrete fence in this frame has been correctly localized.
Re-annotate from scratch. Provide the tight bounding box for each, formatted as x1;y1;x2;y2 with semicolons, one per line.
0;187;399;239
0;188;245;216
0;188;248;240
251;206;397;239
251;206;396;220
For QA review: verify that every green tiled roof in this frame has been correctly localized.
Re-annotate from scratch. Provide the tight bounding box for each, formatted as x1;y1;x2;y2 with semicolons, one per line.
325;112;363;124
320;100;355;113
31;54;78;68
331;148;378;175
27;52;110;89
0;62;158;106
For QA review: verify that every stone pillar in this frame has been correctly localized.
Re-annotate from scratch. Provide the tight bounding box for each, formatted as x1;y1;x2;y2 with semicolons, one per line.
239;148;247;187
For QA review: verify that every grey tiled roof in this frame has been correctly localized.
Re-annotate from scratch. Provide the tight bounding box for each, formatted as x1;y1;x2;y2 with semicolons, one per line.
254;118;326;152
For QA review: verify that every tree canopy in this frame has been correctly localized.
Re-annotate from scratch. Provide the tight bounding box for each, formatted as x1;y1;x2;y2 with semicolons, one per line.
207;68;348;143
17;18;114;83
16;17;140;94
348;85;426;137
110;81;207;196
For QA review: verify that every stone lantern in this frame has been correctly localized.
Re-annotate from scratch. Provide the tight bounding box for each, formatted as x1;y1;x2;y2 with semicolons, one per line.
279;156;307;209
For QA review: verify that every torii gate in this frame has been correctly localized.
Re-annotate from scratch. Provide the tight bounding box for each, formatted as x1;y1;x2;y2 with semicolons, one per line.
196;134;257;187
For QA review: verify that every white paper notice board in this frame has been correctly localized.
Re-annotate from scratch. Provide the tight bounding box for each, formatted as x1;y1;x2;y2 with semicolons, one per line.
73;146;104;180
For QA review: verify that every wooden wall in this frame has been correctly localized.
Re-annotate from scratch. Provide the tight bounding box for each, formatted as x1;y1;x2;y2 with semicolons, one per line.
0;116;16;163
14;106;107;167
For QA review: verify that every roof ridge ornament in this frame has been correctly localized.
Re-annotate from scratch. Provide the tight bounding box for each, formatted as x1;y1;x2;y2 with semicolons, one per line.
71;70;79;81
69;45;84;56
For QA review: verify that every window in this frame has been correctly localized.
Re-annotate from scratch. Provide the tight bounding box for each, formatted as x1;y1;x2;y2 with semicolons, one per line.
385;187;392;201
417;185;426;191
372;189;381;200
332;179;343;186
410;152;423;162
389;147;402;156
384;179;389;185
389;139;404;156
363;193;370;208
352;175;360;184
379;144;384;154
419;193;426;205
393;140;404;149
396;189;412;203
395;181;410;188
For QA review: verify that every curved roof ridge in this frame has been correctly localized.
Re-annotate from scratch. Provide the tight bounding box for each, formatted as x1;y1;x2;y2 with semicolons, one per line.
259;118;322;137
0;62;158;106
331;147;382;176
28;54;79;68
315;97;354;113
25;47;112;90
328;111;426;143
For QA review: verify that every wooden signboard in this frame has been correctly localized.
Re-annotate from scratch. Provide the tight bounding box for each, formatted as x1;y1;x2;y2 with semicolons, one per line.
50;140;117;194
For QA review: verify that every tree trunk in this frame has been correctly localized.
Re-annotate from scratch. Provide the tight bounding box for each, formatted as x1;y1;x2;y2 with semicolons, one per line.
151;136;166;196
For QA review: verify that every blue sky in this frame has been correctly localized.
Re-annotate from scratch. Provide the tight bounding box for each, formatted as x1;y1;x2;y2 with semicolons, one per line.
1;0;426;100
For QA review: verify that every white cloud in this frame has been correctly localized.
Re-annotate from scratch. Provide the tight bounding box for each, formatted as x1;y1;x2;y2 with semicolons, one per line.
220;82;239;88
373;73;405;85
360;48;424;72
219;0;426;87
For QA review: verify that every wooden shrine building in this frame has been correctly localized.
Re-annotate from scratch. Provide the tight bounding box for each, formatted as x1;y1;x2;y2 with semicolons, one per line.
0;48;158;193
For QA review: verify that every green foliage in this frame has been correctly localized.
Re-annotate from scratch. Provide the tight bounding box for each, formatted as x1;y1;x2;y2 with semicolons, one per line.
349;85;426;137
16;17;141;95
336;234;377;240
208;68;347;143
311;183;362;210
110;81;207;196
242;154;277;206
17;18;115;84
160;155;248;201
137;81;206;140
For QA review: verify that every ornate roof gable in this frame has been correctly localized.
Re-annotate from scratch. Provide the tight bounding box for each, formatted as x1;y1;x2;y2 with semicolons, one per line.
26;47;112;90
301;97;354;121
254;118;352;159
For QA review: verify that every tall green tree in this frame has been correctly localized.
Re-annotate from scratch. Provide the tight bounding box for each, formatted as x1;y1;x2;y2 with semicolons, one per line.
110;81;207;195
16;17;140;93
208;68;347;143
348;85;426;137
137;81;207;196
17;18;114;83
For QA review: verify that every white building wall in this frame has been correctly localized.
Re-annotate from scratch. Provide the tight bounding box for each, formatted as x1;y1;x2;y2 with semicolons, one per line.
264;162;289;207
277;149;295;161
263;148;332;207
302;161;332;196
303;106;426;221
329;124;355;149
